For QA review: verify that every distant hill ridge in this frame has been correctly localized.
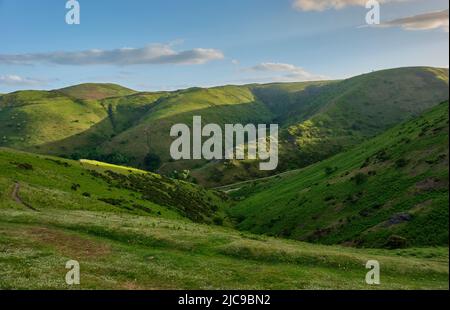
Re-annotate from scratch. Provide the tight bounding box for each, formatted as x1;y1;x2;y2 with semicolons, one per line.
0;66;448;187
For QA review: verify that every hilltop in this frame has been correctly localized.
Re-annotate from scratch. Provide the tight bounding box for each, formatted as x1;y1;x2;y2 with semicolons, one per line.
57;83;137;100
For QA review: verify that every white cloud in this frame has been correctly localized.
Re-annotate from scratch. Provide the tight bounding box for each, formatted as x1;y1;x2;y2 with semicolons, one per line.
245;62;328;82
0;75;48;86
0;44;224;66
381;9;449;32
293;0;404;11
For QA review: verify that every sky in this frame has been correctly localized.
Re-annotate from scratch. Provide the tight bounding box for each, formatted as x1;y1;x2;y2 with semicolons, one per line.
0;0;448;93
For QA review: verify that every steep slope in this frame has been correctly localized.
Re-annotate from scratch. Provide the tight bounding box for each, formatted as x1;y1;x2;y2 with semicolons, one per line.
39;91;168;159
275;67;449;171
229;101;449;248
0;148;229;223
188;67;448;186
100;85;274;170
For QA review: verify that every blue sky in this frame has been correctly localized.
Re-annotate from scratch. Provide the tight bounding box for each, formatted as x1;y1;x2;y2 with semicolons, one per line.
0;0;448;93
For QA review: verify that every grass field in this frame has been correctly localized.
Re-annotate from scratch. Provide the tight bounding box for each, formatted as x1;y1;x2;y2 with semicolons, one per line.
0;209;448;289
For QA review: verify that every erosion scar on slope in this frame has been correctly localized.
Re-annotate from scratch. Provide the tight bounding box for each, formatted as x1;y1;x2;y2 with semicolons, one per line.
11;182;38;211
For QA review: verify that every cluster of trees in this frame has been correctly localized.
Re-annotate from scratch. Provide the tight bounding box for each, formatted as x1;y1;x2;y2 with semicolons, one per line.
68;150;132;166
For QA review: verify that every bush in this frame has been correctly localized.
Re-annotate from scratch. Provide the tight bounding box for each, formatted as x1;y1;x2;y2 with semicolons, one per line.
144;153;161;172
386;235;408;249
395;158;409;168
213;216;224;226
325;166;337;175
353;173;368;185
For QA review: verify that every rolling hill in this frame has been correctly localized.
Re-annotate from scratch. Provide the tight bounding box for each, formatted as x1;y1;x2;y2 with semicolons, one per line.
0;67;448;188
229;101;449;248
0;148;448;289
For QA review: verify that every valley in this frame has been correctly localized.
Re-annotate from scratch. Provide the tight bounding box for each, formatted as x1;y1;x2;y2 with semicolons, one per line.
0;66;448;290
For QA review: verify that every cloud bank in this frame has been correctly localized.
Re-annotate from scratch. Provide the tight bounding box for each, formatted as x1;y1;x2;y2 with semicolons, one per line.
293;0;404;11
382;9;449;32
245;62;328;82
0;44;224;66
0;75;48;86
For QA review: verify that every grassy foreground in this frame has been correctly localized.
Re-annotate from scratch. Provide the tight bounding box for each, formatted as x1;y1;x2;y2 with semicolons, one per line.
0;208;448;289
0;147;448;289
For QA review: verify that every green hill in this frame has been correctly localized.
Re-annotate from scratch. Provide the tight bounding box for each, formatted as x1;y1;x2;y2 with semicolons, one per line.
229;101;449;248
0;148;448;289
0;67;448;187
187;67;448;186
0;148;228;223
277;67;449;170
0;90;108;150
57;83;137;100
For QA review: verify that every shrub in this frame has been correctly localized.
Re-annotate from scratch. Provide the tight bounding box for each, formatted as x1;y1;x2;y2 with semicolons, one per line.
144;153;161;172
386;235;408;249
213;216;224;226
395;158;409;168
353;173;368;185
325;166;337;175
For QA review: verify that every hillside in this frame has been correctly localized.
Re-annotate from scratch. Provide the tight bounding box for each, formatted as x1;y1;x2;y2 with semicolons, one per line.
0;90;109;150
229;101;449;248
0;149;448;289
0;67;448;187
57;83;137;100
273;67;449;171
0;148;228;223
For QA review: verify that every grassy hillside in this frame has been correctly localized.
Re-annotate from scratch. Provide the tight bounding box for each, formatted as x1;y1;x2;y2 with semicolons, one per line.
0;67;448;187
189;67;448;186
275;67;449;171
229;101;449;248
0;149;448;289
0;91;108;150
57;83;137;100
0;148;228;223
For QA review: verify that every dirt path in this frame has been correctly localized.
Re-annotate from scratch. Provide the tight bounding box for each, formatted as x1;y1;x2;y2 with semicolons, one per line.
11;182;38;211
214;167;305;191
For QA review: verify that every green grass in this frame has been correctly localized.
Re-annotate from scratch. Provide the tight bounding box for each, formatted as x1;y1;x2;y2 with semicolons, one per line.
229;101;449;248
0;148;229;223
0;208;447;289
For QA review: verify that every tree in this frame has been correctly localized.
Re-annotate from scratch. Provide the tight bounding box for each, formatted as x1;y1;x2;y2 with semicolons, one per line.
144;153;161;172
